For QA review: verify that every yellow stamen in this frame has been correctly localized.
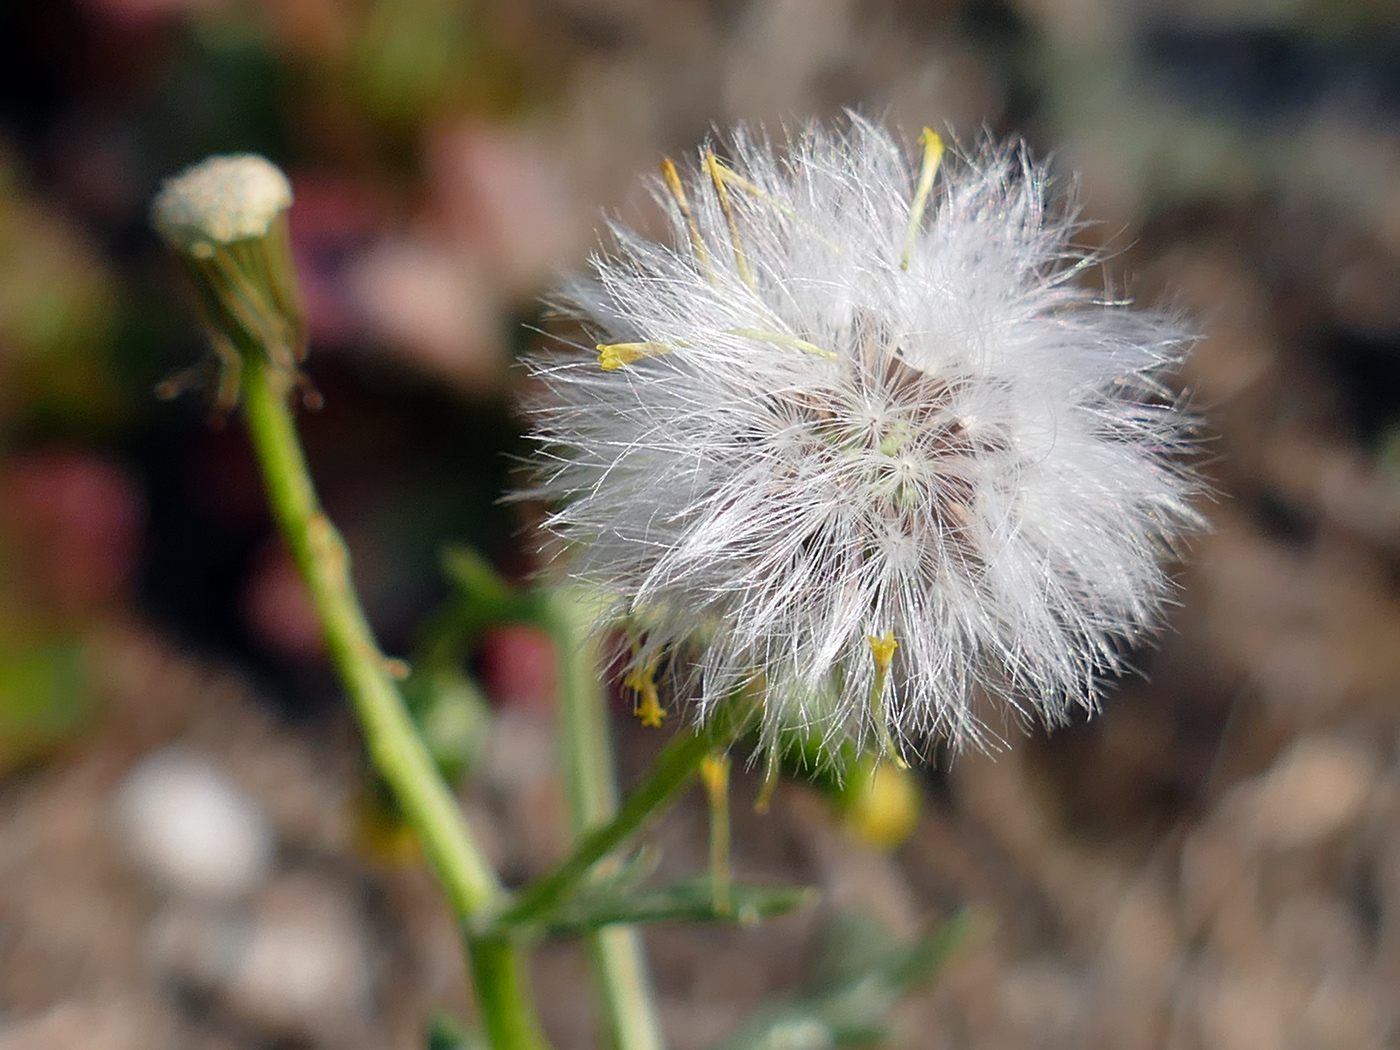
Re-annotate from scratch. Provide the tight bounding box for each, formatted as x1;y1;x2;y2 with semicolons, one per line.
901;128;945;271
728;328;839;362
867;630;907;767
623;660;666;727
700;751;733;915
661;157;712;278
708;162;785;215
705;149;755;290
597;341;672;371
706;156;843;255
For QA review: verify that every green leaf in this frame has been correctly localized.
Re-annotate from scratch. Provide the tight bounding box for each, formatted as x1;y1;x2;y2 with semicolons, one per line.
713;910;973;1050
441;546;517;611
806;910;902;993
589;843;662;896
501;877;816;938
415;546;543;673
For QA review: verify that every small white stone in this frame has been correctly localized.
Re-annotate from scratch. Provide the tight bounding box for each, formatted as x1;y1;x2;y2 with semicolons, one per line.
115;747;275;901
151;154;292;251
149;875;378;1047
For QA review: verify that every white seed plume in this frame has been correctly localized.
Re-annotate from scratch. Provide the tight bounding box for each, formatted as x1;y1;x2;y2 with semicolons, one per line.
521;116;1201;756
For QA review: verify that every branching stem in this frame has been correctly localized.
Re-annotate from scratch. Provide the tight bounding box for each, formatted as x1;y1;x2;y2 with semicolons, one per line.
498;696;753;929
240;354;550;1050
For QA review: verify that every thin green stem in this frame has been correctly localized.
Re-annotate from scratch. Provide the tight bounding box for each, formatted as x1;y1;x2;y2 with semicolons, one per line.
547;591;666;1050
240;356;549;1050
586;930;662;1050
700;753;732;916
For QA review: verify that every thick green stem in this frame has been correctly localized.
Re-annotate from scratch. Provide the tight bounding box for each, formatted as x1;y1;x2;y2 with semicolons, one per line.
466;938;552;1050
240;357;549;1050
547;592;666;1050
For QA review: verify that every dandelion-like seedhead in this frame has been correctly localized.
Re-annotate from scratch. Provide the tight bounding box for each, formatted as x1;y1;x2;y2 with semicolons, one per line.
520;116;1201;757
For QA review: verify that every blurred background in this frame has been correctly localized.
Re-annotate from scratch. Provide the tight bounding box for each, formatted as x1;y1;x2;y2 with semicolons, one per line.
2;0;1400;1047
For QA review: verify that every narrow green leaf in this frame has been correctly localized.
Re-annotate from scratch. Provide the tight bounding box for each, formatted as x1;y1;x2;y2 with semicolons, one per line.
501;878;815;937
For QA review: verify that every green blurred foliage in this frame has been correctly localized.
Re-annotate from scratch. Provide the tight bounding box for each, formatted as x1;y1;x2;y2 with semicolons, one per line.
0;632;89;776
0;153;123;430
351;0;517;128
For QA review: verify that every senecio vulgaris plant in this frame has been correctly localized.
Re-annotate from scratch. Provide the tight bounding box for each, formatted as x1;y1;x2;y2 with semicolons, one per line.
152;116;1199;1050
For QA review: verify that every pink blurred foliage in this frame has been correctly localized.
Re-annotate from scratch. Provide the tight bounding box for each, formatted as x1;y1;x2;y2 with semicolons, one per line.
285;169;506;392
424;120;585;297
476;623;558;715
79;0;226;30
286;175;388;348
0;449;143;619
345;236;501;391
241;537;326;661
262;125;586;396
331;119;593;394
256;0;352;60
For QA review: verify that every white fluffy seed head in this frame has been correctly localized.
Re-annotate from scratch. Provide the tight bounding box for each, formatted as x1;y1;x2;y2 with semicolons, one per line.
519;116;1202;757
152;153;292;253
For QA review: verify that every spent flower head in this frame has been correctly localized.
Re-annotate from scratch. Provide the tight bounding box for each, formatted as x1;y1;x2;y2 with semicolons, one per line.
151;154;308;412
520;116;1201;758
152;153;293;251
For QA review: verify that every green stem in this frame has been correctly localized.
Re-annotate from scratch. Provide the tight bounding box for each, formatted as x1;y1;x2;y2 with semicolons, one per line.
547;591;666;1050
467;938;552;1050
240;357;549;1050
499;698;752;929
